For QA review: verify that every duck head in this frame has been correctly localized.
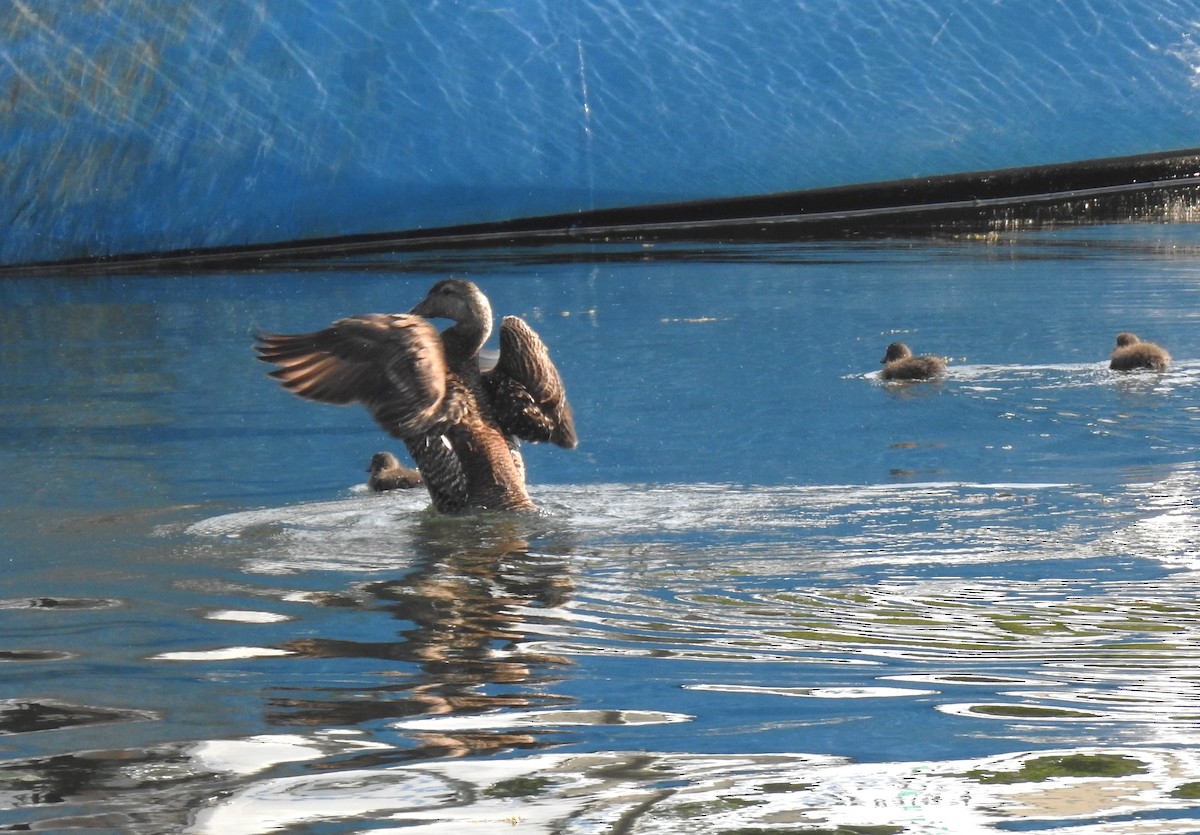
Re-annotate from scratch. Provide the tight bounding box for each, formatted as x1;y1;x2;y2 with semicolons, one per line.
367;451;400;474
411;279;493;358
881;342;913;364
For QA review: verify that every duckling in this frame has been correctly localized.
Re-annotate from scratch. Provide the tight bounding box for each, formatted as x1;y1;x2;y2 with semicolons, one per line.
366;451;423;491
880;342;947;381
1109;332;1170;371
255;279;577;513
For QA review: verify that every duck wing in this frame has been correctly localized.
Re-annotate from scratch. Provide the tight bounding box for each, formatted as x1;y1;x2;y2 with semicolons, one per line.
484;316;578;449
254;313;466;439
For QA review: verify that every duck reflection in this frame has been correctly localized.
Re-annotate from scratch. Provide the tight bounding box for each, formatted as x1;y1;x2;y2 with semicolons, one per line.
270;512;575;758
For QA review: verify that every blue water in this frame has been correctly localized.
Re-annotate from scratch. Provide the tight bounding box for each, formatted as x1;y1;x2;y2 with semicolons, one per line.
3;226;1200;832
4;2;1200;263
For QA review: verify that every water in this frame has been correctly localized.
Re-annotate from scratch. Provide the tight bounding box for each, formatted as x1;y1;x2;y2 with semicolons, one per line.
3;225;1200;832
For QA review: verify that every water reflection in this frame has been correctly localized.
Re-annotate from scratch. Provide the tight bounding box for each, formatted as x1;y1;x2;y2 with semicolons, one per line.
268;513;577;759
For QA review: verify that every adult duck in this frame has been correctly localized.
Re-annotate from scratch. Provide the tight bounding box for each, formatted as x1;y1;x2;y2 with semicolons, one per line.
879;342;947;381
255;279;577;513
1109;332;1170;371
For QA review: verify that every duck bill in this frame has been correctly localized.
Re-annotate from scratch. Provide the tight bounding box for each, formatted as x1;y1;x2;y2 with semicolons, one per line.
410;296;440;319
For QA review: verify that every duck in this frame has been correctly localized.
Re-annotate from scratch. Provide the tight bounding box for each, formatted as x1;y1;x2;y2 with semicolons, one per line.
254;279;577;513
1109;332;1170;371
366;451;423;492
879;342;947;381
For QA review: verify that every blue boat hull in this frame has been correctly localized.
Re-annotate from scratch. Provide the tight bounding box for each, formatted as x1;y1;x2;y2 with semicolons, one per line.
3;1;1199;266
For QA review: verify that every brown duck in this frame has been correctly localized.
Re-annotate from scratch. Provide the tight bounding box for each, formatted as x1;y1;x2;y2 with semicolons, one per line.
880;342;947;381
255;279;577;513
1109;332;1170;371
366;451;423;492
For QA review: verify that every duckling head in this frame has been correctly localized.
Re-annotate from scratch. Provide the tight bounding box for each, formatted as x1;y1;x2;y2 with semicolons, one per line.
367;451;401;474
881;342;914;364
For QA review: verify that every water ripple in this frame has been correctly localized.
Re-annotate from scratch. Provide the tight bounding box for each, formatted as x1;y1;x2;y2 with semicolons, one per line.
189;747;1200;835
181;471;1200;758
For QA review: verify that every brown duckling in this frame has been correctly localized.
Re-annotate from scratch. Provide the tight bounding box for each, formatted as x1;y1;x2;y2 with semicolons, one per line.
880;342;947;381
366;451;423;491
255;279;577;514
1109;332;1170;371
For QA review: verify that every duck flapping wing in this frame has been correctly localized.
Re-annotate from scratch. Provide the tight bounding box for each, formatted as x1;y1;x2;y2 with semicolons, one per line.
484;315;578;449
254;313;468;439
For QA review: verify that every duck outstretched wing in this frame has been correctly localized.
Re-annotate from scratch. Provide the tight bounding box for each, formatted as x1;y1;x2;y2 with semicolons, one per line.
254;313;465;439
484;316;577;449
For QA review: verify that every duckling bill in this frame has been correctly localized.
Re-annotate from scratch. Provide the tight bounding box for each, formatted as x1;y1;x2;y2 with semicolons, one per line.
1109;332;1170;371
255;279;577;514
879;342;947;381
